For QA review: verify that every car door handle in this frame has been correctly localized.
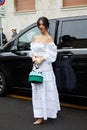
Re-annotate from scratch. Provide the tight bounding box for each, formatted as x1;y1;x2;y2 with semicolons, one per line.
59;51;74;59
63;53;73;58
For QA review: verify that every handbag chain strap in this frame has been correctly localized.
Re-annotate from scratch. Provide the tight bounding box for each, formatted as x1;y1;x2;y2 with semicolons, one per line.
34;64;39;69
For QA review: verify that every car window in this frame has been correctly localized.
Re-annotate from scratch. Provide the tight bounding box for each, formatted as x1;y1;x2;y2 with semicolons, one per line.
49;20;57;41
18;26;40;51
58;19;87;49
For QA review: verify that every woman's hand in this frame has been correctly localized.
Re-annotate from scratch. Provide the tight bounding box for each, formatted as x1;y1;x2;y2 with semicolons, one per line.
34;56;45;65
32;55;36;63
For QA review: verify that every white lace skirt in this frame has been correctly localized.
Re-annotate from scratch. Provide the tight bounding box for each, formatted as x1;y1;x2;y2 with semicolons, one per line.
32;68;61;120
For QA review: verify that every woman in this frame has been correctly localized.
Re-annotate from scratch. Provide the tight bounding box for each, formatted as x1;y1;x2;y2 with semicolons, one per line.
30;17;60;125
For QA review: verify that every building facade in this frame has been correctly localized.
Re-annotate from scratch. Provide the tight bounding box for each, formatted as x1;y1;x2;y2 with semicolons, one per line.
1;0;87;40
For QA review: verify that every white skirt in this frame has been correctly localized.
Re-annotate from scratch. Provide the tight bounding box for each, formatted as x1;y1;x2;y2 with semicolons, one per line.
32;68;61;120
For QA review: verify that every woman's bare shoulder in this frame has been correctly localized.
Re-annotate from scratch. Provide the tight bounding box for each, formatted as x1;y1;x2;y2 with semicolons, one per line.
33;35;40;42
47;35;53;43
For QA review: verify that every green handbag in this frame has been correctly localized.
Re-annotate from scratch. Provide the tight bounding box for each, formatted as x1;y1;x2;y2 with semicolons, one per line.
28;70;43;83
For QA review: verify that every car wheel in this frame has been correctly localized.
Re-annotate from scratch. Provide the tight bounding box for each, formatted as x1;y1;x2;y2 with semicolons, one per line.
0;72;6;96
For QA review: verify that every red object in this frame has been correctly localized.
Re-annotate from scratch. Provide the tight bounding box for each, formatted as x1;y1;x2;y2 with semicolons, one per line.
0;0;5;5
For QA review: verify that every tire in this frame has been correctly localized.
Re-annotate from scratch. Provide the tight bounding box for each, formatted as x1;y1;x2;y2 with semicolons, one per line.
0;72;6;96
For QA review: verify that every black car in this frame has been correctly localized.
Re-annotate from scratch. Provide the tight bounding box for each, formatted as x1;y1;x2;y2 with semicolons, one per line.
0;16;87;104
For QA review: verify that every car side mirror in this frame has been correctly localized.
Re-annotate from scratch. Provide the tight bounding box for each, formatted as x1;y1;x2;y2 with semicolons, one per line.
10;45;17;53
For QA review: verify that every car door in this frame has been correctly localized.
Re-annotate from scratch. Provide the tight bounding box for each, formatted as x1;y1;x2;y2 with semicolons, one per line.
56;18;87;97
1;25;40;90
1;20;58;91
14;20;58;89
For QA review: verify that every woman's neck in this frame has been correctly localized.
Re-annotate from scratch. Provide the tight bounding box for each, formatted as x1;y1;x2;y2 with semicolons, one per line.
41;31;49;36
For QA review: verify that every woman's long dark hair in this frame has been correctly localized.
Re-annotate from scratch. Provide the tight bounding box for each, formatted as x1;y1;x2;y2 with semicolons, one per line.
37;17;49;29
